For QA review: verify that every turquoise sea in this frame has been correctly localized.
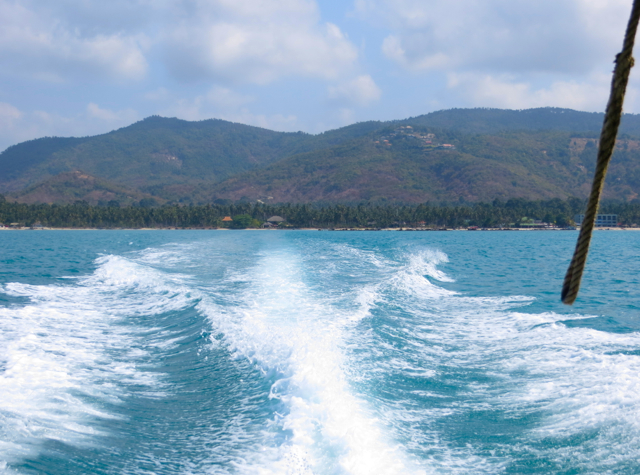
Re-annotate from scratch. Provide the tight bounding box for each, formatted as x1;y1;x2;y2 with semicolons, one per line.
1;230;639;474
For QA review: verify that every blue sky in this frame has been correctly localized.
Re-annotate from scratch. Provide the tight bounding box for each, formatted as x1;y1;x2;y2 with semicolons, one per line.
0;0;638;151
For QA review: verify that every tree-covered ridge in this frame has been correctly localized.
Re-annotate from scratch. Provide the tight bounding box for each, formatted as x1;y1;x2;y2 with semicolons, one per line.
208;129;640;204
0;117;305;194
2;107;640;205
14;170;159;206
0;116;384;199
2;197;640;229
402;108;640;136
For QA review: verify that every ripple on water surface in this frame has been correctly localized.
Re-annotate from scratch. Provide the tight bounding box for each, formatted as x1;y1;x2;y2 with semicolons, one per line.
1;231;640;474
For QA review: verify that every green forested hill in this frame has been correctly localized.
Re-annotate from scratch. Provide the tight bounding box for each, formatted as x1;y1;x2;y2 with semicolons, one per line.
0;116;386;202
13;171;159;206
402;108;640;135
0;117;307;195
208;128;640;203
2;108;640;204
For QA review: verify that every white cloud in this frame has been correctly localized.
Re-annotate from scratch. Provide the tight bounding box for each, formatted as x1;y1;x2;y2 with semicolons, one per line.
0;103;53;150
86;103;138;122
0;1;149;82
353;0;640;113
357;0;631;75
0;102;141;152
0;102;23;129
163;0;359;84
381;35;449;71
161;86;254;121
144;87;170;102
205;86;254;110
328;75;382;106
0;0;363;86
446;72;617;111
160;86;298;131
338;107;355;124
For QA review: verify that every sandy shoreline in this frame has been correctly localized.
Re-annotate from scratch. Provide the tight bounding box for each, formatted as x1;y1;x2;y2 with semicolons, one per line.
1;226;638;231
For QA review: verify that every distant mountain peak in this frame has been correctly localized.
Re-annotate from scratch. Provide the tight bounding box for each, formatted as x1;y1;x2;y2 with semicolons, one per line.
2;107;640;204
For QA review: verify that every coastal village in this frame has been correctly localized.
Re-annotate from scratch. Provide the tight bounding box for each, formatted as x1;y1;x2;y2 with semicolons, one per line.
0;213;624;231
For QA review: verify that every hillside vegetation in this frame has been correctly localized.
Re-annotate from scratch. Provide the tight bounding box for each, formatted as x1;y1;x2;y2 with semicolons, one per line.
2;107;640;204
210;127;640;203
4;197;640;229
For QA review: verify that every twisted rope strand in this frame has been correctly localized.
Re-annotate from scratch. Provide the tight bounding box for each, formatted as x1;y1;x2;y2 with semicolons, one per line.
562;0;640;304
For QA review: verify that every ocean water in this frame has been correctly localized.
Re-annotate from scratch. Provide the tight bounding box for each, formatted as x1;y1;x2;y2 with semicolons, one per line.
1;229;639;474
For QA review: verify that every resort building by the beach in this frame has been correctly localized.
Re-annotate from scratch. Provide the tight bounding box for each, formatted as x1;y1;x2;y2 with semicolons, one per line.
267;216;285;223
574;214;618;227
222;216;233;222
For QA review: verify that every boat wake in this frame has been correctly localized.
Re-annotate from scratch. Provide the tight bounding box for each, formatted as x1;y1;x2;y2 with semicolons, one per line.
2;235;640;474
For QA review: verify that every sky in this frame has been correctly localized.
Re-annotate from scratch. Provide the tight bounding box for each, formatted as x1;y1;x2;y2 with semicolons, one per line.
1;0;639;151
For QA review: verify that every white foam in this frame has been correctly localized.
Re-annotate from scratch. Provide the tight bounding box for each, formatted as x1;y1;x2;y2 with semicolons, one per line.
0;253;198;465
407;249;455;283
5;236;636;473
147;240;640;472
387;250;456;299
307;242;640;473
199;248;427;475
331;244;396;269
364;253;640;473
495;315;640;467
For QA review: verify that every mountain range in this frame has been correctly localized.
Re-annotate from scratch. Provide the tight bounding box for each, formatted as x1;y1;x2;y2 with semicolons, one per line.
2;107;640;205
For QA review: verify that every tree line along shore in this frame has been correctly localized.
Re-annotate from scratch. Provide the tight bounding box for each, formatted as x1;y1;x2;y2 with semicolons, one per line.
3;196;640;229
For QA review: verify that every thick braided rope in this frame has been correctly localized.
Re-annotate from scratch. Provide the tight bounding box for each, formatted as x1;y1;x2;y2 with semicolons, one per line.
562;0;640;305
